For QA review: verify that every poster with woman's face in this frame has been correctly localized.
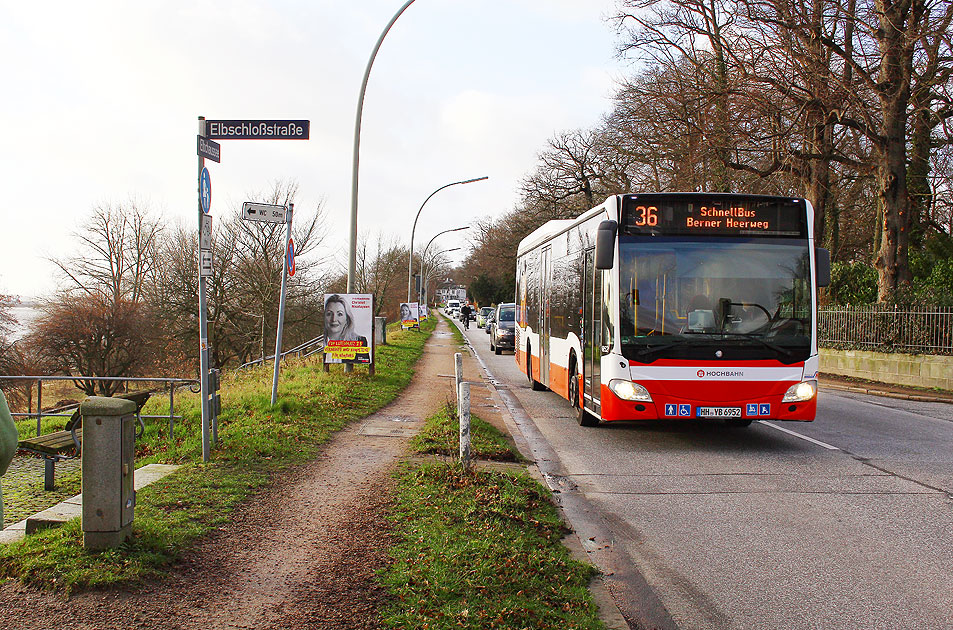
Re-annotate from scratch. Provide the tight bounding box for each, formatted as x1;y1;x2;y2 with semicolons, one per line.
323;294;373;364
400;302;419;329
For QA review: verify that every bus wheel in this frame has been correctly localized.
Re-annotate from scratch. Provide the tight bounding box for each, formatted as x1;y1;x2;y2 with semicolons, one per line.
725;418;753;427
526;343;545;391
570;362;598;427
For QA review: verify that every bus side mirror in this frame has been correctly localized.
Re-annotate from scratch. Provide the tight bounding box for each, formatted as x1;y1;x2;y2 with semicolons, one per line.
815;247;831;287
595;220;618;270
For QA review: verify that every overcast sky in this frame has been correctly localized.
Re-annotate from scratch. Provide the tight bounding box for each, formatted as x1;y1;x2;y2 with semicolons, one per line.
0;0;629;299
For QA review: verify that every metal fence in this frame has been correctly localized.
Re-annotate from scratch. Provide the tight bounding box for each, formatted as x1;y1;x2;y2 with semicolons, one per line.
818;305;953;355
0;375;200;438
238;335;325;369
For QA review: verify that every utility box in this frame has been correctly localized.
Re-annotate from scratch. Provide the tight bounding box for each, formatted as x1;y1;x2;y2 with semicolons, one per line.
81;396;137;551
375;317;386;345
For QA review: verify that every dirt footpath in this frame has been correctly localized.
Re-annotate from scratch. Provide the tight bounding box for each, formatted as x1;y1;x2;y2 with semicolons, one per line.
0;320;467;630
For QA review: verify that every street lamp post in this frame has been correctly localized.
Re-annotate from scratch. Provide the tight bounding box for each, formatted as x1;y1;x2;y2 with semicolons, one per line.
349;0;417;294
406;176;487;302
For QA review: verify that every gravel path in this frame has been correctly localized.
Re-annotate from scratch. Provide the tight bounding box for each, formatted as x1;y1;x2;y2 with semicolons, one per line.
0;321;461;630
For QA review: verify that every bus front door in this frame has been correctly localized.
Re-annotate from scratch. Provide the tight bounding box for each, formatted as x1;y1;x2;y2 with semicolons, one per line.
540;247;551;386
582;249;601;415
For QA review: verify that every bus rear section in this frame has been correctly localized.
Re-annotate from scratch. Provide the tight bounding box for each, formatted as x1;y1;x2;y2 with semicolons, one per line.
516;193;830;426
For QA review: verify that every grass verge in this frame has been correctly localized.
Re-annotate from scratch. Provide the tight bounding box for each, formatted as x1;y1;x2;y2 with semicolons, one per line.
410;402;522;463
442;312;466;345
0;319;436;593
381;407;605;629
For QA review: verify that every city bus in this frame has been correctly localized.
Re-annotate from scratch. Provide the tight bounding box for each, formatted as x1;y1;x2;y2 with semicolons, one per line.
515;193;831;427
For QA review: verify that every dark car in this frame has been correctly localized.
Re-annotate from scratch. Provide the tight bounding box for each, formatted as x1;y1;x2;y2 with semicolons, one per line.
489;302;516;355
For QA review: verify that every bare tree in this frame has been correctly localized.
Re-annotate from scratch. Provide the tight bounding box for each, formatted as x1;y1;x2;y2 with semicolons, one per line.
147;180;329;369
28;295;158;396
51;199;162;304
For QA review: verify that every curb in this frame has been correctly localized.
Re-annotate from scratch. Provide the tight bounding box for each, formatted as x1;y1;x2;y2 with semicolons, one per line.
821;381;953;404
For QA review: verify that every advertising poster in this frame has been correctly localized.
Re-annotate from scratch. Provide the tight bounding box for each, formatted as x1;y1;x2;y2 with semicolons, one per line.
323;294;373;364
399;302;419;329
419;303;429;320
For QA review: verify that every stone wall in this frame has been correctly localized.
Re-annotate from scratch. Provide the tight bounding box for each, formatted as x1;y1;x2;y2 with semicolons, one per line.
820;349;953;391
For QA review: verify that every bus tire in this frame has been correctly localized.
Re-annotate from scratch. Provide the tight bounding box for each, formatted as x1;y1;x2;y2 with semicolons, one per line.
570;360;598;427
526;343;545;391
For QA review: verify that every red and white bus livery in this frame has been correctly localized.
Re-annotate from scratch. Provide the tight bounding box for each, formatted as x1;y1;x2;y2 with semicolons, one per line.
515;193;831;427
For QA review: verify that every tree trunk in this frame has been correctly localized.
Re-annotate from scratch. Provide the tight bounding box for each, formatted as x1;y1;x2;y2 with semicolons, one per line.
874;113;913;301
872;0;918;302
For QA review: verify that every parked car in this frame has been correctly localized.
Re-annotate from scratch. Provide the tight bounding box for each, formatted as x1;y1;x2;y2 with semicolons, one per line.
485;310;495;334
489;302;516;355
476;306;494;328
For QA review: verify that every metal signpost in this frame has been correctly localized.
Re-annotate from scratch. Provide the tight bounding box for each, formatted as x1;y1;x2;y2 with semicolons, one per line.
197;118;215;462
195;117;309;461
270;204;293;407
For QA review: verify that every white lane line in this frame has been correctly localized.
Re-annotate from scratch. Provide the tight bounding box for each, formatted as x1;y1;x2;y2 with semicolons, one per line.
758;421;841;450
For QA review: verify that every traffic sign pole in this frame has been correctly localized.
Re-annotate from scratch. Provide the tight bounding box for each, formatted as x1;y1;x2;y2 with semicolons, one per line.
271;204;293;406
197;116;212;462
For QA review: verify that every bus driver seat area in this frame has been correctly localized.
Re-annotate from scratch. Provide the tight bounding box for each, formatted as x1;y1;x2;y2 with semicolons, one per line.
686;295;716;332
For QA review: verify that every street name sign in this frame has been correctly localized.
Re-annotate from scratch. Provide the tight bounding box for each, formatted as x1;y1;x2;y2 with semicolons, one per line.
197;136;221;162
205;120;310;140
242;202;287;224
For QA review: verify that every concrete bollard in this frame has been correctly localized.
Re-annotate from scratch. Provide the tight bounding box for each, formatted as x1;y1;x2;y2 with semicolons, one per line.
458;381;471;471
81;396;138;551
0;391;18;530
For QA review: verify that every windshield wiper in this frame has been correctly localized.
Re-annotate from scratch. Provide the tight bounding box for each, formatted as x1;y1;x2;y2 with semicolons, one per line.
717;332;798;363
629;336;694;362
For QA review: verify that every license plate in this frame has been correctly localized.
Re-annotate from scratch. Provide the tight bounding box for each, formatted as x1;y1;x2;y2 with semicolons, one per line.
697;407;742;418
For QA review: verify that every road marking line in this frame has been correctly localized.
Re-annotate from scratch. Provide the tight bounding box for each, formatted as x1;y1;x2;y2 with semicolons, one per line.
758;421;840;450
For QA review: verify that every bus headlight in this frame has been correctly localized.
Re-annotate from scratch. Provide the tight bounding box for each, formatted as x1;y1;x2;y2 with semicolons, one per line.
782;380;817;402
608;379;653;402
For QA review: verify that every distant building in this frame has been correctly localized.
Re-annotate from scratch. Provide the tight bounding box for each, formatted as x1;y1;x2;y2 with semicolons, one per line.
435;279;467;304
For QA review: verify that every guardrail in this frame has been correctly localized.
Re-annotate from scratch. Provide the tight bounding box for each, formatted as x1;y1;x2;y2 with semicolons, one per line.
238;335;325;369
818;305;953;355
0;375;200;438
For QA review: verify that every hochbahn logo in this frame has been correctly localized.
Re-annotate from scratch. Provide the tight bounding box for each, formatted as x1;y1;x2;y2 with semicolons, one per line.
697;370;745;378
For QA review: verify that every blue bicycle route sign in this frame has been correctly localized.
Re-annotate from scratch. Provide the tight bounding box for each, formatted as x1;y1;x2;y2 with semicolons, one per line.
200;168;211;214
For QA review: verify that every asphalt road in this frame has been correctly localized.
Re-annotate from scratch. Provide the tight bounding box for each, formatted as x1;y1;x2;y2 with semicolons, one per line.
458;317;953;630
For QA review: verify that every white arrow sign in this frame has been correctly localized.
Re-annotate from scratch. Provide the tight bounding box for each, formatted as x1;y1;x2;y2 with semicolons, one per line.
242;202;287;224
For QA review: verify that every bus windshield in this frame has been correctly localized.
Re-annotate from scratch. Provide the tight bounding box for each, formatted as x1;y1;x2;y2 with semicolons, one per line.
619;237;812;364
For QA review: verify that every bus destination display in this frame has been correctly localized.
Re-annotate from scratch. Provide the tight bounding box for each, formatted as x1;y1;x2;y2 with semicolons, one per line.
622;194;808;238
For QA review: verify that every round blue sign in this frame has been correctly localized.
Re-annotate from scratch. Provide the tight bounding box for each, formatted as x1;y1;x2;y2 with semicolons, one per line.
200;168;212;214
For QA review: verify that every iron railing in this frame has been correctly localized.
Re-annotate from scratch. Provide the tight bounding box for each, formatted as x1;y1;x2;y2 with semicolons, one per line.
238;335;325;369
818;305;953;355
0;375;200;438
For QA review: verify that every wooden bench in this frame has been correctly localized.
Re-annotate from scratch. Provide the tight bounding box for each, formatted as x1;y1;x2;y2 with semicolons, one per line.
17;391;151;490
